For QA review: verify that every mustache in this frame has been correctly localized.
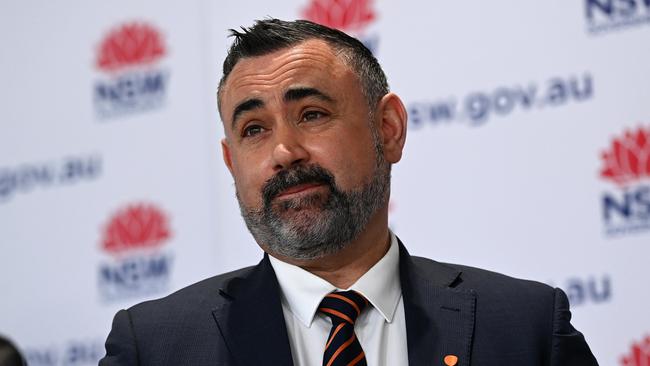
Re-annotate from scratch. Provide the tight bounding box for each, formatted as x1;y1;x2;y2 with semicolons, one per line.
262;164;335;205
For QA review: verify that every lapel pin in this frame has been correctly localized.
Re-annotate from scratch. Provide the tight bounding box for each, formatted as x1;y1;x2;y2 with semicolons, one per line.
444;354;458;366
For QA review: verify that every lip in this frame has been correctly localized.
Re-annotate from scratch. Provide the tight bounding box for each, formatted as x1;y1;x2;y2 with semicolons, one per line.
275;183;325;198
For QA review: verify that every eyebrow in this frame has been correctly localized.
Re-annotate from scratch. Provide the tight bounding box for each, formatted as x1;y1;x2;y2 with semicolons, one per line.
284;87;335;103
232;98;264;128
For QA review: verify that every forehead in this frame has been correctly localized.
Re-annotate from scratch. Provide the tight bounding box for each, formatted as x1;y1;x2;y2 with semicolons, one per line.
220;40;359;118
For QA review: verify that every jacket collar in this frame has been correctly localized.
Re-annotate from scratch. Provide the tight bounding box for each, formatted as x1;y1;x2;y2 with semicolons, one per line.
211;254;294;366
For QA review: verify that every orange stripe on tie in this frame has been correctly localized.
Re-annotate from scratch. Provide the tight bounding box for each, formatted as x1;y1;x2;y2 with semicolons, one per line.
325;323;346;350
326;334;356;366
326;293;361;316
319;307;354;324
347;351;365;366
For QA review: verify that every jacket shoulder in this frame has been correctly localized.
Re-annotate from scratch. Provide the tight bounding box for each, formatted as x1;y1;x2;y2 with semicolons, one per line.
101;265;261;365
127;264;257;319
410;255;555;297
409;255;558;330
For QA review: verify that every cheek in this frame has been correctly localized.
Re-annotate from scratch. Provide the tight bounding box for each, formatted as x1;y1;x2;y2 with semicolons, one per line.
231;165;264;206
309;132;377;188
228;146;273;201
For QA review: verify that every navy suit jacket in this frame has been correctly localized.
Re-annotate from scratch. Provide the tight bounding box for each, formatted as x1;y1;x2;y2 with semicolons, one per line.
100;243;599;365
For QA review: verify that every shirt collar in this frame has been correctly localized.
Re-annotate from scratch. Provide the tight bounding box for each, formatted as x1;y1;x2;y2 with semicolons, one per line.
269;232;402;327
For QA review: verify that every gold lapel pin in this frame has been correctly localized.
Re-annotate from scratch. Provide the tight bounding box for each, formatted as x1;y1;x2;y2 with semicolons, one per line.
444;354;458;366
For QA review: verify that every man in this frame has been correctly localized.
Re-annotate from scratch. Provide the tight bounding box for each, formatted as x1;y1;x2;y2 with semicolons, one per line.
100;19;598;366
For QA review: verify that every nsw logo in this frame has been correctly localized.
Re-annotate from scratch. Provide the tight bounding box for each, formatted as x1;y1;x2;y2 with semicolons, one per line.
93;22;169;119
301;0;380;53
586;0;650;34
621;335;650;366
97;203;173;301
600;126;650;236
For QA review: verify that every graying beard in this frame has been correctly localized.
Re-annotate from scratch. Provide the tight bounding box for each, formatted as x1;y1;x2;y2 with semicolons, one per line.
239;159;389;260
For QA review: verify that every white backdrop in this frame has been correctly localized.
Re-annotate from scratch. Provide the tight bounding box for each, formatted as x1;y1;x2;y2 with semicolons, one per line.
1;1;649;365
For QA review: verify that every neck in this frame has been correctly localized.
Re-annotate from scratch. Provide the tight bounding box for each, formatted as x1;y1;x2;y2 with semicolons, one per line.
270;206;391;289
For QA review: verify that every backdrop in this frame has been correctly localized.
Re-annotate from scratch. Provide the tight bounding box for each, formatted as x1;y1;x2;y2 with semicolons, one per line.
1;1;649;365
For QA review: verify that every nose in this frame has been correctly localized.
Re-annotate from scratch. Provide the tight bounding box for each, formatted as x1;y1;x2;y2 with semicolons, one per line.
271;126;310;171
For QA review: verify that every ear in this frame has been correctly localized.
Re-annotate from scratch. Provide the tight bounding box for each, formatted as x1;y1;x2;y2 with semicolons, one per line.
221;138;234;175
375;93;407;164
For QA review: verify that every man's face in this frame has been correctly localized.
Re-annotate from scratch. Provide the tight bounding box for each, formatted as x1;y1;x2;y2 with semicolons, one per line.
219;39;390;260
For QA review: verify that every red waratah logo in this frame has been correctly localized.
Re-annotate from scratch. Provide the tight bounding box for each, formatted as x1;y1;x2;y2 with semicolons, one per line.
96;22;166;72
102;203;171;255
302;0;376;32
621;335;650;366
600;126;650;187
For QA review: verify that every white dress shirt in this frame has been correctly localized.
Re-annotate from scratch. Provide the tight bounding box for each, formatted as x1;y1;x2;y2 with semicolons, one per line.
269;232;409;366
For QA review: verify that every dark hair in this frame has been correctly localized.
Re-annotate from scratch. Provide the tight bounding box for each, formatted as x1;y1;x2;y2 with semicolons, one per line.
0;336;26;366
217;18;389;117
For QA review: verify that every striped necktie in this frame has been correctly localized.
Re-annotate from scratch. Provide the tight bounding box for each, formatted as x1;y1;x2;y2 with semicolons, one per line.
318;290;369;366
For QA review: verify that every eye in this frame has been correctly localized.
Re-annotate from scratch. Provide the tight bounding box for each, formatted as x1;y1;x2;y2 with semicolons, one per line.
242;124;265;138
301;110;327;122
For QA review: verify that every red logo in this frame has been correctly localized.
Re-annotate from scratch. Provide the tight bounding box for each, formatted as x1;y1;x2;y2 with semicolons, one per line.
600;126;650;186
96;22;166;72
302;0;376;32
621;335;650;366
102;203;171;255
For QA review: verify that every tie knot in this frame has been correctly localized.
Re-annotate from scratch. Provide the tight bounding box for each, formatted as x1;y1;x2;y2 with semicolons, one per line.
318;290;369;325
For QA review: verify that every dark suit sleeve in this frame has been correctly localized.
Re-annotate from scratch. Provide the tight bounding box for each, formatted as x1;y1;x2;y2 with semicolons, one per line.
99;309;139;366
550;288;599;366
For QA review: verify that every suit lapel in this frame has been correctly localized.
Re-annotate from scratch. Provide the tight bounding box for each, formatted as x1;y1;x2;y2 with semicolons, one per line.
399;242;476;366
211;255;293;366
